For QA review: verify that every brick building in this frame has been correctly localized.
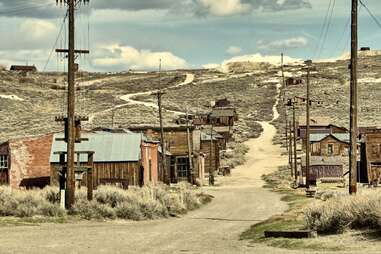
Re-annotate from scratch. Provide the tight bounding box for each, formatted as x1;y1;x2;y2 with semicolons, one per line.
0;134;53;189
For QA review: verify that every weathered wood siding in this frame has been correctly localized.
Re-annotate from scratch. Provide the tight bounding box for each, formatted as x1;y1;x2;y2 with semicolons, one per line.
311;136;349;156
200;140;219;174
51;161;141;188
302;165;343;180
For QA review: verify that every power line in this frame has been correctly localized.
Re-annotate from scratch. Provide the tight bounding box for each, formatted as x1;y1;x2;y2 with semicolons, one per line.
317;0;336;59
359;0;381;29
314;0;332;58
43;10;69;72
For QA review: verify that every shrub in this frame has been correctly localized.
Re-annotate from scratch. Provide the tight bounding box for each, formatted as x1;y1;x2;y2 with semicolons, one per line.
305;190;381;234
0;184;212;221
115;202;143;221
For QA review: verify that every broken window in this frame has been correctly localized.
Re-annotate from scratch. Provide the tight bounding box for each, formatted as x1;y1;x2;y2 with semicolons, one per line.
0;155;8;170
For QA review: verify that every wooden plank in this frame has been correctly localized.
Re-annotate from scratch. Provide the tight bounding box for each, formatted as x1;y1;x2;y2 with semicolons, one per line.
264;230;316;239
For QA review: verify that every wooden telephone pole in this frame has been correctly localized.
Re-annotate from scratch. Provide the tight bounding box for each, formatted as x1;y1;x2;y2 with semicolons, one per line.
55;0;90;209
305;62;311;189
186;109;194;184
349;0;358;194
282;53;292;173
292;100;298;182
156;59;169;184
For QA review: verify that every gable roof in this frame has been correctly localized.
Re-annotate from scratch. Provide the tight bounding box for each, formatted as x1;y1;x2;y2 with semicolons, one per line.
50;132;142;163
310;133;350;144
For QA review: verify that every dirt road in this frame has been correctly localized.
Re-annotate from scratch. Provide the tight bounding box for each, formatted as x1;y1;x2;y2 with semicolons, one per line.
0;82;292;254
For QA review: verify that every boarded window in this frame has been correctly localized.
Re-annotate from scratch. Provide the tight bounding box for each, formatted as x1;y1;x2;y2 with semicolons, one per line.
0;155;8;170
149;159;152;182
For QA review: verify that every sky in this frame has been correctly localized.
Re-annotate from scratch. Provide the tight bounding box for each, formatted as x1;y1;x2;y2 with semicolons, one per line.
0;0;380;72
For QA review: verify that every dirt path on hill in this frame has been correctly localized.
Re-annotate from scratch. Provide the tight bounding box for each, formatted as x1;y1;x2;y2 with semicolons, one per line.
88;73;194;123
0;81;295;254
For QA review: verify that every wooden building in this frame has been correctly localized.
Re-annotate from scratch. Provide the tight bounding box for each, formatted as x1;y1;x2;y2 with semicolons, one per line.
298;117;348;151
128;126;203;183
10;65;37;72
50;132;159;188
0;134;53;189
310;133;349;156
200;130;222;175
301;156;344;181
358;128;381;185
286;77;303;86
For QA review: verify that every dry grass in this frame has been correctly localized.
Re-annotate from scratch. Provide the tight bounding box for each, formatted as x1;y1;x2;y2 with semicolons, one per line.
305;189;381;234
0;183;212;221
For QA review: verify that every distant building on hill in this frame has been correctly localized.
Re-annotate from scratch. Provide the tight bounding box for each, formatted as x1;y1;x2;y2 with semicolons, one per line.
10;65;37;72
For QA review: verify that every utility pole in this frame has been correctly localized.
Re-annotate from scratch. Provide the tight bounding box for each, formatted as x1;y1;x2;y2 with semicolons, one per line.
186;109;194;184
281;53;289;156
349;0;358;194
305;63;311;189
289;120;293;177
156;59;169;184
209;120;215;186
55;0;90;209
292;100;298;182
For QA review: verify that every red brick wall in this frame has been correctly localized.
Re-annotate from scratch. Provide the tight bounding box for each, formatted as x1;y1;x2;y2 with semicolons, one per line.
9;134;53;189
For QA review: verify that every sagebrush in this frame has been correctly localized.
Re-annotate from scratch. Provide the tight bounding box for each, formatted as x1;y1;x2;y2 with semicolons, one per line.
0;183;212;221
305;190;381;234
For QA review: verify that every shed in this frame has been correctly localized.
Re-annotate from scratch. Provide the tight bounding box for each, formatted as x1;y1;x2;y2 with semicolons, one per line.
50;132;159;188
301;156;344;181
10;65;37;72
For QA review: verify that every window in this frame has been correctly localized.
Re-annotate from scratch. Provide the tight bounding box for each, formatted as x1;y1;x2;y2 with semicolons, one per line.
327;144;334;156
176;157;190;180
0;155;8;170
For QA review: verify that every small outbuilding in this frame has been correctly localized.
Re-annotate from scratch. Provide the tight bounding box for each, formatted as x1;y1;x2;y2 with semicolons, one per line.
10;65;37;72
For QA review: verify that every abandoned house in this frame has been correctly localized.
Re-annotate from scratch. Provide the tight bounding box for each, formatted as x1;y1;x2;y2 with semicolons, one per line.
301;156;345;181
50;131;159;188
0;134;53;189
309;133;350;156
298;117;348;147
10;65;37;72
358;128;381;185
200;130;223;176
128;126;206;184
286;77;303;86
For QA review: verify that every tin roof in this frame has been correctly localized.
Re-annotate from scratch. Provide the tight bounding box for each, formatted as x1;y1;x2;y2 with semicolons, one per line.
50;132;142;163
310;133;350;143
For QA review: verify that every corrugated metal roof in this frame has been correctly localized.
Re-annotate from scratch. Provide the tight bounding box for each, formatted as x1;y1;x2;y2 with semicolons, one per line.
310;133;350;143
50;132;142;163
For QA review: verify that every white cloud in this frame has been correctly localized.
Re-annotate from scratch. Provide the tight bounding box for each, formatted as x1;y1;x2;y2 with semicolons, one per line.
257;37;308;50
206;53;302;72
226;46;242;55
19;19;57;40
92;44;188;70
195;0;251;16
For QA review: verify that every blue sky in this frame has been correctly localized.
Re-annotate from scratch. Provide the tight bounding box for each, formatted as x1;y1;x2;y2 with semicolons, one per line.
0;0;380;71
